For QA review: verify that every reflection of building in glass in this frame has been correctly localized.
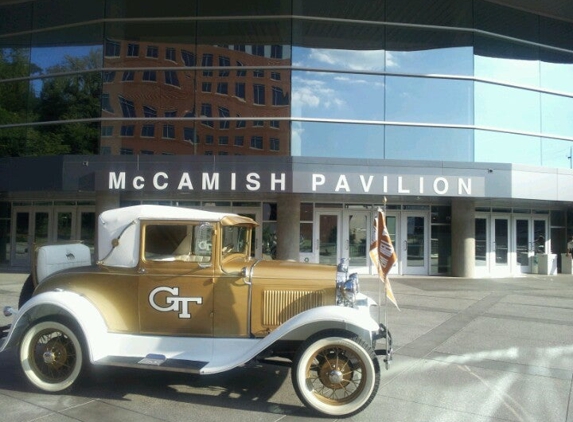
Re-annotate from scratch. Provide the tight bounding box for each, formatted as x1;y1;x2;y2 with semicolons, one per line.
101;41;291;156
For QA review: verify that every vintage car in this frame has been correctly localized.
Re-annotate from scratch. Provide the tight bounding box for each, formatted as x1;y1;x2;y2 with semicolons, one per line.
0;205;392;417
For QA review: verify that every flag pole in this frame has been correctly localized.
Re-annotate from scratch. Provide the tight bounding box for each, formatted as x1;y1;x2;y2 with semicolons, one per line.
382;197;390;369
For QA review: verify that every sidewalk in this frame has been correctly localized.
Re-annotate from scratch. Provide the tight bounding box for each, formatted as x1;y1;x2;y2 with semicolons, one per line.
1;272;572;421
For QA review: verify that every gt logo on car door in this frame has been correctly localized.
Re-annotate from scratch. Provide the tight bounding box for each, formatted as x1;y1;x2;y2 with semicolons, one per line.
149;286;203;319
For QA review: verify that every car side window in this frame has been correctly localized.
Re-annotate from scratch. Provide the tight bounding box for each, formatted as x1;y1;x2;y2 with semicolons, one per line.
144;224;212;264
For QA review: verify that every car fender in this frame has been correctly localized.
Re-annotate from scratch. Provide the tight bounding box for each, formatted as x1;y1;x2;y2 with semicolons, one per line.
204;304;380;374
0;290;108;362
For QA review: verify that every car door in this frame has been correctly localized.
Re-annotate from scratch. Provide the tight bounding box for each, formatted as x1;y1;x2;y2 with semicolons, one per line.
138;221;215;336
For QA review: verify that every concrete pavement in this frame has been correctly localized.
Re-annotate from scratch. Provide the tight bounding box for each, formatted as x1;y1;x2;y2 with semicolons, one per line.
0;272;572;421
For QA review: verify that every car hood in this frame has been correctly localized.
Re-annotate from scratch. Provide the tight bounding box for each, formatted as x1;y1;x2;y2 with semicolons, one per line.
245;259;336;282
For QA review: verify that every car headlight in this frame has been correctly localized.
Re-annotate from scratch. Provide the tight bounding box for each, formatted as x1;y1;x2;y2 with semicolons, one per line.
337;272;360;307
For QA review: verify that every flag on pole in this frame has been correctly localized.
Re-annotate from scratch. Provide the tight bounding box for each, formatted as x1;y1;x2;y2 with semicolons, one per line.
369;207;399;309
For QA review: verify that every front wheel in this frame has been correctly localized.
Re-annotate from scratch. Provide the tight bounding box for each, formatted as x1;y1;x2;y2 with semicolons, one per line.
292;331;380;417
19;320;84;392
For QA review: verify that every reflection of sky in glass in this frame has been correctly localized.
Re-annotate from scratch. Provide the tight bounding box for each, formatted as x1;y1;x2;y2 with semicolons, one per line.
292;71;384;120
542;138;573;169
30;45;101;94
293;46;385;72
541;94;573;138
475;82;540;133
541;61;573;94
386;77;473;125
31;46;101;72
385;126;473;161
475;131;541;166
388;46;472;75
292;121;384;159
13;26;573;168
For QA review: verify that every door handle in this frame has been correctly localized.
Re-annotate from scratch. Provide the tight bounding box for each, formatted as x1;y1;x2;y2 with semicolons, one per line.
403;240;407;251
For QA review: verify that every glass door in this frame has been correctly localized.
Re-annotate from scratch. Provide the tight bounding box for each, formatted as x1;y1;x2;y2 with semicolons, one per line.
514;217;531;274
491;216;510;276
513;216;548;274
11;207;51;267
401;213;428;275
343;211;370;274
315;212;341;266
475;216;489;277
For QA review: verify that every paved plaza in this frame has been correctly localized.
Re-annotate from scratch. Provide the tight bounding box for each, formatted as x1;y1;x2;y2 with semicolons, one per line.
0;271;572;422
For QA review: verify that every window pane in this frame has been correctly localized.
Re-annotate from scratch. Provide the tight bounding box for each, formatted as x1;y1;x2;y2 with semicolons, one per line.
540;49;573;95
431;224;451;275
475;82;540;133
542;138;573;169
34;0;104;29
385;126;473;162
475;35;540;87
292;71;384;120
107;0;198;18
293;20;384;72
475;131;541;165
198;19;292;48
541;93;573;138
292;121;384;159
386;76;473;125
386;27;472;75
387;0;472;27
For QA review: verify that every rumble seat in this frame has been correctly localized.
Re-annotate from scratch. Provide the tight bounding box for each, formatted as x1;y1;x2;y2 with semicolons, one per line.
36;243;92;284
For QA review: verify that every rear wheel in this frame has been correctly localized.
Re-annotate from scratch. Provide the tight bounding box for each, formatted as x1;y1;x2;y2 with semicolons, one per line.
19;320;84;392
292;331;380;417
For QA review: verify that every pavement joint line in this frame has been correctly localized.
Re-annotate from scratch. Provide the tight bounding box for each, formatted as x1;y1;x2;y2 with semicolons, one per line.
566;373;573;422
400;291;508;356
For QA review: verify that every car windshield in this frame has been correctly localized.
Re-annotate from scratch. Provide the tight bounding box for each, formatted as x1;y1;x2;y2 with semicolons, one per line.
221;225;249;258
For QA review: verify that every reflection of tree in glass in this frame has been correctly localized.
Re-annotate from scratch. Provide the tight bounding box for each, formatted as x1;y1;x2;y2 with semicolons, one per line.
0;49;38;156
35;50;102;155
0;49;101;157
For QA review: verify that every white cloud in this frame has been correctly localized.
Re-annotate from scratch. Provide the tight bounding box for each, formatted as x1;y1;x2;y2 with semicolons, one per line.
291;76;346;110
308;48;387;71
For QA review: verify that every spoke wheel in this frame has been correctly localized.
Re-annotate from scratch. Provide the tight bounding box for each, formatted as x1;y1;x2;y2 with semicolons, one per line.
292;331;380;417
20;320;83;392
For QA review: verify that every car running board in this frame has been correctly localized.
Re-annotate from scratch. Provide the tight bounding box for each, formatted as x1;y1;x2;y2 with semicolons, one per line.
95;354;208;374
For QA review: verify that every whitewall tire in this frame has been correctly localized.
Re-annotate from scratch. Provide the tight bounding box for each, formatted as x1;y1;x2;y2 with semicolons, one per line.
292;331;380;417
19;320;84;392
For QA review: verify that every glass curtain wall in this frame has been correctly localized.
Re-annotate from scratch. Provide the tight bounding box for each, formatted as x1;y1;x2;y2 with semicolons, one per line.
1;0;573;166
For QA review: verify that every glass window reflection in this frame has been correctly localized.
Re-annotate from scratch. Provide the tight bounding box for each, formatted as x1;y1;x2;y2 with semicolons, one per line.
475;82;540;133
542;138;573;169
474;131;541;166
292;45;385;72
541;93;573;139
292;121;384;159
292;71;384;120
386;76;473;125
386;27;473;75
540;50;573;95
475;35;539;87
385;126;473;162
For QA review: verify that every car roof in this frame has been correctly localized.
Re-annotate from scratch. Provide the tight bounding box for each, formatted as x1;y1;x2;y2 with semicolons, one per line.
97;205;256;268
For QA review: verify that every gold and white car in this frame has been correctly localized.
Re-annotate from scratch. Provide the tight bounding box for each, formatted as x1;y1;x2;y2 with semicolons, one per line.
1;205;391;417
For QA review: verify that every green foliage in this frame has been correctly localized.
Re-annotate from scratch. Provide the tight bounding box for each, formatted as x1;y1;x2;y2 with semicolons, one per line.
0;48;101;157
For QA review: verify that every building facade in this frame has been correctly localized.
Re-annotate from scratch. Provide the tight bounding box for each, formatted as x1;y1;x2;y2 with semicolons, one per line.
1;0;573;277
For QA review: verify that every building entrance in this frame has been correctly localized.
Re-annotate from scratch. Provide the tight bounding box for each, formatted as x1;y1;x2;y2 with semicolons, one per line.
475;213;549;276
313;208;430;276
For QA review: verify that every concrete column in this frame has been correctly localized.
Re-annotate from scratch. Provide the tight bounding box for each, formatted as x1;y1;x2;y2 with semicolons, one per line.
276;194;301;261
451;199;475;278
